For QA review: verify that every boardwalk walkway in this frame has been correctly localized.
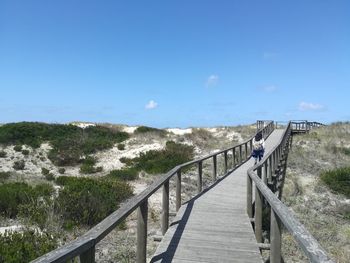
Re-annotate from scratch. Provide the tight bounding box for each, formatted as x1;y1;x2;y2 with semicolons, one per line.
151;129;285;263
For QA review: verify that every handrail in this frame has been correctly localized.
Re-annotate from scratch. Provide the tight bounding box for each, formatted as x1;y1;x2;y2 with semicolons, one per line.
32;121;275;263
247;122;333;263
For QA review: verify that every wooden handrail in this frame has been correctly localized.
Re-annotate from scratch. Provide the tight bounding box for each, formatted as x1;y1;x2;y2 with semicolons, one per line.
32;122;275;263
247;121;333;263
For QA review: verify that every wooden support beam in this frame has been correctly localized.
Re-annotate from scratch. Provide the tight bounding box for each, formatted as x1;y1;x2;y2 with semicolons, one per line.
79;246;95;263
161;180;169;235
137;201;148;263
176;169;181;212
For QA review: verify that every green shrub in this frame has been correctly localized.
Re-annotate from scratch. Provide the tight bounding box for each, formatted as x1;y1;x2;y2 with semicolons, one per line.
21;149;29;155
45;173;55;181
13;160;25;170
0;172;11;182
108;168;138;181
120;157;133;165
134;126;167;136
58;168;65;174
55;176;133;227
320;167;350;198
117;143;125;150
0;182;53;218
0;122;129;166
128;141;194;174
41;167;50;175
0;229;57;263
0;150;6;158
341;147;350;156
79;157;103;174
13;145;22;152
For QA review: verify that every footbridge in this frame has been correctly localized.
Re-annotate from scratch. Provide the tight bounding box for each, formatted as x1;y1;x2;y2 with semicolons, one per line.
32;121;333;263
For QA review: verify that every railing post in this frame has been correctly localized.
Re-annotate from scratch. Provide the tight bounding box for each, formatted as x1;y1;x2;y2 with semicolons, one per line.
249;140;253;157
255;167;263;243
270;209;281;263
245;143;248;160
213;155;217;181
80;246;95;263
197;161;202;193
162;180;169;235
247;174;253;218
239;145;242;164
263;162;268;185
137;200;148;263
224;151;228;174
268;156;272;183
176;169;181;212
232;148;236;167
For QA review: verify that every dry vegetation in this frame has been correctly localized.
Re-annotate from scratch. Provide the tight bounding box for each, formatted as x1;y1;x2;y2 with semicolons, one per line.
282;123;350;263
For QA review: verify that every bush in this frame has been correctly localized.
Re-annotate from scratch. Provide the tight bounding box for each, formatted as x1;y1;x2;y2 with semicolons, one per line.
55;176;133;227
0;150;6;158
108;168;138;181
341;147;350;156
126;141;194;174
0;172;11;182
45;173;55;181
21;149;29;155
0;229;57;263
0;182;53;218
120;157;133;165
320;167;350;198
13;145;22;152
134;126;167;137
117;143;125;150
58;168;65;174
13;160;25;170
41;167;50;175
0;122;129;166
79;156;103;174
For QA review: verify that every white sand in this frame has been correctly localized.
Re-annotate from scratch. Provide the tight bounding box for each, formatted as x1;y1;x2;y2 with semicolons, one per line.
166;128;192;135
122;126;139;133
71;122;96;129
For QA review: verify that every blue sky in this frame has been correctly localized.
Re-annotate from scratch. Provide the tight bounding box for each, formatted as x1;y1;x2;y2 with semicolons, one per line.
0;1;349;127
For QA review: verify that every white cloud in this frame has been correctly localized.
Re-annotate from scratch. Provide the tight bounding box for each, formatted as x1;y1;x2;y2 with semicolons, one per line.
298;102;325;111
145;100;158;110
206;74;219;87
262;85;278;92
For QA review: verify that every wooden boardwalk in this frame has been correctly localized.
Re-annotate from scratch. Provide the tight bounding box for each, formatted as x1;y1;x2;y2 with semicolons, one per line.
151;129;285;263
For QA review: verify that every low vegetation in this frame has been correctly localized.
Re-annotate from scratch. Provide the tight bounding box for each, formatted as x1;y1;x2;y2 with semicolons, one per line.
0;182;53;218
123;141;194;174
134;126;166;136
108;167;139;181
79;156;103;174
0;171;11;182
320;167;350;198
0;230;57;263
0;122;129;166
55;176;133;227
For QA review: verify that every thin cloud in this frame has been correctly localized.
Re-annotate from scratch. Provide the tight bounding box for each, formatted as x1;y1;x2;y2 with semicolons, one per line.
206;74;219;87
262;85;278;93
145;100;158;110
298;102;325;111
263;52;278;59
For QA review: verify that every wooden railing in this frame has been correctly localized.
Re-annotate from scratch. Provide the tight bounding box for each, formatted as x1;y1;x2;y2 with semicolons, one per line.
32;122;275;263
291;120;325;133
247;121;333;263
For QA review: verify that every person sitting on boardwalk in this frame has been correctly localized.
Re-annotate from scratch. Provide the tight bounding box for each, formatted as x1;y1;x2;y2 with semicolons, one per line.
251;131;265;164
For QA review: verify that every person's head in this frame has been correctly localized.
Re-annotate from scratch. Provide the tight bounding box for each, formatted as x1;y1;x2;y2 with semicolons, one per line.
255;132;262;141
